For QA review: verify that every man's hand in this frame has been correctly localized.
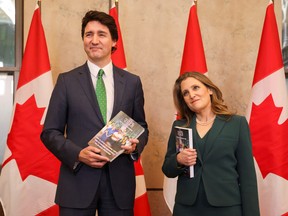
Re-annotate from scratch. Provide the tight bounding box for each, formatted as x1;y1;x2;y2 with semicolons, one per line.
79;146;109;168
121;138;139;154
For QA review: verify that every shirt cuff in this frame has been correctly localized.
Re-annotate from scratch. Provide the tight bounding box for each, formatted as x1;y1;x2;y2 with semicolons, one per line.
130;147;139;161
73;161;80;170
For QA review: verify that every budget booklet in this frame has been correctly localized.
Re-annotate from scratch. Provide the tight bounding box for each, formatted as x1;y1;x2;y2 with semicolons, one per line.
174;126;194;178
88;111;145;162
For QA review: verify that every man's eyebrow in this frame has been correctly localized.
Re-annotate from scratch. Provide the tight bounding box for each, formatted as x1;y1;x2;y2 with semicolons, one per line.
97;30;108;34
84;31;93;35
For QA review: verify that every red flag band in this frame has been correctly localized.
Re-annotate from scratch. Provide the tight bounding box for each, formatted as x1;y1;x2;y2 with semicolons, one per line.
0;3;60;216
246;2;288;215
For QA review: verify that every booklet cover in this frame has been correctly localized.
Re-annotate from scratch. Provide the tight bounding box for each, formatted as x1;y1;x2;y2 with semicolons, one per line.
174;126;194;178
88;111;145;162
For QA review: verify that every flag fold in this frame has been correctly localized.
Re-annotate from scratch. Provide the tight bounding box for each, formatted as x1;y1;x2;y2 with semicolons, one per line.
246;2;288;216
0;3;60;216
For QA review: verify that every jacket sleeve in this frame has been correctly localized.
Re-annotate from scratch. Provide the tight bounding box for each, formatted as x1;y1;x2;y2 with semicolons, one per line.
40;74;82;170
236;116;260;216
130;76;148;159
162;121;187;178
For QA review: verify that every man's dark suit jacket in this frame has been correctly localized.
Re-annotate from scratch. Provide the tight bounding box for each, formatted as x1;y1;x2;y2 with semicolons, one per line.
41;62;148;209
162;115;260;216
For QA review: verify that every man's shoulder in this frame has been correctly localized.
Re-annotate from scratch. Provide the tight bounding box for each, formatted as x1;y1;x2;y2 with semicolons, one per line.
113;65;139;79
60;62;88;76
72;63;88;73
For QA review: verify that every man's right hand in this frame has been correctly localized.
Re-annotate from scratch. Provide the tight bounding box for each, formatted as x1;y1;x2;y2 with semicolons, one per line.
79;146;109;168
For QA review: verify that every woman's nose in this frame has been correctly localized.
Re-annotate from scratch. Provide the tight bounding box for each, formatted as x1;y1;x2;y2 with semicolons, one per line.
189;92;195;99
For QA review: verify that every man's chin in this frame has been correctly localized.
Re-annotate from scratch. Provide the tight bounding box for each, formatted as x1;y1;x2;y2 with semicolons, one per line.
88;54;102;60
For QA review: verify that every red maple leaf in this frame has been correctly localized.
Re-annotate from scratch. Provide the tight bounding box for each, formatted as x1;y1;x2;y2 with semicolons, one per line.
3;95;60;184
250;94;288;180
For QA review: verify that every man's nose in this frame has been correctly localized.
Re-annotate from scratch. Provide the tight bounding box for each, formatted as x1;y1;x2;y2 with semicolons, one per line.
92;35;100;44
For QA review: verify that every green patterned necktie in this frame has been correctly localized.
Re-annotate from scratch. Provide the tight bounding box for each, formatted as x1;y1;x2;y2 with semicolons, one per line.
96;69;107;123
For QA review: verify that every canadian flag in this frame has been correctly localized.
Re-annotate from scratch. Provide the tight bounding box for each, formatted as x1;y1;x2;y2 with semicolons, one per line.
246;1;288;215
163;0;207;212
0;2;60;215
179;1;207;75
109;2;151;215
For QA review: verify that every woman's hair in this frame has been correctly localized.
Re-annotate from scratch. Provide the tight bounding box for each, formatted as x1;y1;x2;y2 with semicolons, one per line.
173;72;234;125
81;10;118;53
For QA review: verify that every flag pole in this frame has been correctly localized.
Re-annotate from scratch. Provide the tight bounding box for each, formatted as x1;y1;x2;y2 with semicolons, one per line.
37;0;41;13
116;0;119;14
109;0;119;14
193;0;197;10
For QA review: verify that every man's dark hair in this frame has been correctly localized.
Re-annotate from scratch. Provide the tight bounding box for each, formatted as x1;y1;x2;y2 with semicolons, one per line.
81;10;118;52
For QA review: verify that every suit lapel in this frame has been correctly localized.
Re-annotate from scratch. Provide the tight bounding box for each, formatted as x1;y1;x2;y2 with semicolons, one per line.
76;63;104;124
202;116;226;160
191;117;204;163
111;66;126;118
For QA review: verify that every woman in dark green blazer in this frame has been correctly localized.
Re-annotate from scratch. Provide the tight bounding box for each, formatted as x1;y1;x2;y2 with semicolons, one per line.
162;72;260;216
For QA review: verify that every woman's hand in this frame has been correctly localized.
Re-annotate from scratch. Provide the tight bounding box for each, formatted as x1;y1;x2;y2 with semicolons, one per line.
177;148;197;166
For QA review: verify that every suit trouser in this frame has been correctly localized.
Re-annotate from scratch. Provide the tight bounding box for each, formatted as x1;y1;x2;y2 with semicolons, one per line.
59;165;134;216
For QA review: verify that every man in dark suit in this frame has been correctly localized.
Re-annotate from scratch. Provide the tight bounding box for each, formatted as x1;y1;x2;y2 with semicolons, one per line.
40;10;148;216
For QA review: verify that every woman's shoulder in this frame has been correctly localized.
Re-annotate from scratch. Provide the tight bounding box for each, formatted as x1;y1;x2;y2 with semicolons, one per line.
172;118;188;127
231;114;246;120
217;114;247;122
